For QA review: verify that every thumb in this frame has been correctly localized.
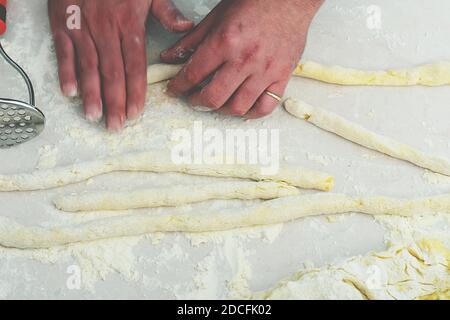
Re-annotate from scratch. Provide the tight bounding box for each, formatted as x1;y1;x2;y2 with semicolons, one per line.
151;0;194;32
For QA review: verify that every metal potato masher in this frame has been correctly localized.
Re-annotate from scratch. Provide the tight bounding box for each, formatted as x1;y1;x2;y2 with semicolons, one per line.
0;0;45;149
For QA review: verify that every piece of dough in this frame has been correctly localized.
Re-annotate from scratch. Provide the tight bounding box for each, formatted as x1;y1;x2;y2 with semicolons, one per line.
147;61;450;86
284;98;450;176
54;181;300;212
1;192;449;249
0;151;333;192
294;61;450;86
147;64;183;84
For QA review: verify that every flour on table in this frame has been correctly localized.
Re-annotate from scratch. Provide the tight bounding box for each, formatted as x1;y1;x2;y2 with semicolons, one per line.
36;145;59;170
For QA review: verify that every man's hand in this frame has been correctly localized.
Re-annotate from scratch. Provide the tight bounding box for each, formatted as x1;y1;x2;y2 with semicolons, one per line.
162;0;323;119
48;0;193;131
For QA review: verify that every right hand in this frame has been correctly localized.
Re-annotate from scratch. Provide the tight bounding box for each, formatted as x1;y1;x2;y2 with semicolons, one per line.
48;0;193;131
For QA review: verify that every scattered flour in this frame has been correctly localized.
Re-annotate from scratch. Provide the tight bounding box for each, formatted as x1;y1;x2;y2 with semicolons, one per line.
36;145;59;170
422;170;450;186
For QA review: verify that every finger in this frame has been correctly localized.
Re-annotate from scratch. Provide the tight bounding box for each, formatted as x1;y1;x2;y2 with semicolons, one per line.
166;40;224;97
188;62;248;110
92;32;126;131
152;0;194;33
245;80;289;119
53;31;78;97
218;77;268;117
121;29;147;120
160;1;226;63
71;33;102;121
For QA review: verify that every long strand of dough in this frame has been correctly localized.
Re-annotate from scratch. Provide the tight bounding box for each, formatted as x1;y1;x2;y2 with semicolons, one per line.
0;151;333;192
54;181;300;212
284;98;450;176
1;193;449;249
294;61;450;86
148;61;450;86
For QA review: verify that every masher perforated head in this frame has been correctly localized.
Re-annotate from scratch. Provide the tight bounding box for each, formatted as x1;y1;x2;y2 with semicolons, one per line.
0;1;45;149
0;98;45;148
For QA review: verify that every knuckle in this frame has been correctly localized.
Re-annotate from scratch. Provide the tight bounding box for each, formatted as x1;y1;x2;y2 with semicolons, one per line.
203;94;223;110
264;58;276;73
184;68;201;85
220;28;241;48
236;86;253;101
125;58;144;76
230;105;249;116
78;55;98;72
101;64;123;82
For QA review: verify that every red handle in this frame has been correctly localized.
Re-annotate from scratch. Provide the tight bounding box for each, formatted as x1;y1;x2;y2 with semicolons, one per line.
0;0;7;36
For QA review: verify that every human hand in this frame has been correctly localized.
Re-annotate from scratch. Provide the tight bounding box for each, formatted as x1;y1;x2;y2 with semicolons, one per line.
161;0;323;119
48;0;193;131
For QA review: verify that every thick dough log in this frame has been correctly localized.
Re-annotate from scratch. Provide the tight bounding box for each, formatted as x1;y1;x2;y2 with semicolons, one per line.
54;181;300;212
1;193;449;249
0;151;334;191
284;98;450;176
147;61;450;86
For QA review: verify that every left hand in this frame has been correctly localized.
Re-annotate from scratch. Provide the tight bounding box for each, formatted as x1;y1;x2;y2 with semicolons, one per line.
161;0;323;119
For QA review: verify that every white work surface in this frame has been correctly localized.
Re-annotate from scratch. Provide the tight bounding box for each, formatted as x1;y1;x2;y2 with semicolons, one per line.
0;0;449;299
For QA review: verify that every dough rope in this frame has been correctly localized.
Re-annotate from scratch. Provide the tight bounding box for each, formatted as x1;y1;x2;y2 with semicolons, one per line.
0;151;334;192
54;181;300;212
293;61;450;86
284;98;450;176
147;61;450;86
1;192;449;249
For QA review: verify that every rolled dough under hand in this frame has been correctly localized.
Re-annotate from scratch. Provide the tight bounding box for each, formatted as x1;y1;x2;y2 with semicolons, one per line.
1;192;449;249
147;61;450;86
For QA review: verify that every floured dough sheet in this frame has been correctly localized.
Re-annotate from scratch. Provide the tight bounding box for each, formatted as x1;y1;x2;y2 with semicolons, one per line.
1;192;449;249
147;61;450;86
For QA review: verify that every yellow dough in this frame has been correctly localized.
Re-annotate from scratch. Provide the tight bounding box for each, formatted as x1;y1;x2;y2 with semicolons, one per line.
294;61;450;86
54;181;299;212
0;151;333;192
1;192;449;249
284;98;450;176
147;61;450;86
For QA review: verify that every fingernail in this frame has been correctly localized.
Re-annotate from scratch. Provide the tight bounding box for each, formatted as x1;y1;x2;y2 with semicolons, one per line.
127;105;142;120
62;83;78;97
85;108;102;123
176;18;193;27
107;115;124;132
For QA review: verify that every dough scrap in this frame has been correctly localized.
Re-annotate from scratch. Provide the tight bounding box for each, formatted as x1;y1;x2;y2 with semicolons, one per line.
147;63;183;84
284;98;450;176
54;181;300;212
253;240;450;300
147;61;450;86
1;192;449;249
0;151;333;192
